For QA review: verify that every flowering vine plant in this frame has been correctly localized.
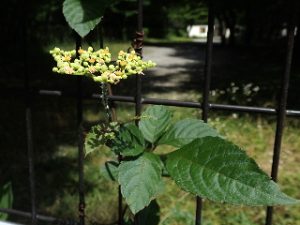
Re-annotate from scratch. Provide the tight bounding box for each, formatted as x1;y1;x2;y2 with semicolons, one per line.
50;46;298;223
49;0;299;222
85;107;299;214
50;47;156;84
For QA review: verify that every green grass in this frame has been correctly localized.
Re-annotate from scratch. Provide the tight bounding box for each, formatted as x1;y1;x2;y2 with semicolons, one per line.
2;95;298;224
38;102;300;225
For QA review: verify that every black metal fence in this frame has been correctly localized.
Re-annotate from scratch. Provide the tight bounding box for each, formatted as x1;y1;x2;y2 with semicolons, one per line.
0;0;299;225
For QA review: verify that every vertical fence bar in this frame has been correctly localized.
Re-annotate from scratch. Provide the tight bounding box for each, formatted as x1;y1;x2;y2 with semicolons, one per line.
23;0;37;223
25;105;37;225
134;0;143;121
75;35;85;225
202;0;214;122
265;6;297;225
25;82;37;225
133;0;144;224
196;2;214;225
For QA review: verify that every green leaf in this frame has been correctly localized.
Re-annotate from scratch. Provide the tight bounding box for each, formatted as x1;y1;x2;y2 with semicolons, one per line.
123;123;146;148
139;200;160;225
100;161;119;181
111;123;145;157
0;182;13;220
63;0;113;37
139;105;172;144
84;125;106;156
166;137;299;206
159;119;220;147
118;153;163;214
85;122;119;156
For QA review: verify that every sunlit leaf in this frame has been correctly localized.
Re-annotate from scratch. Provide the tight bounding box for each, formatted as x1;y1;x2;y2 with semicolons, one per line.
0;182;13;220
166;137;299;206
159;119;220;147
84;125;106;156
139;105;172;144
118;153;163;214
63;0;114;37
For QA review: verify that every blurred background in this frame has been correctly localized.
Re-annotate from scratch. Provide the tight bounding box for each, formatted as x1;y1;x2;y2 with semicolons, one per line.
1;0;300;224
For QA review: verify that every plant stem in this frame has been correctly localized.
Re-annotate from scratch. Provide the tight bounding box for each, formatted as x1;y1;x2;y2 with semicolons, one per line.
101;82;112;122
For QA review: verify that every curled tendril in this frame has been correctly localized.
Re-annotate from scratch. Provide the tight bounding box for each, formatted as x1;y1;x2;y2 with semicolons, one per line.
50;46;156;84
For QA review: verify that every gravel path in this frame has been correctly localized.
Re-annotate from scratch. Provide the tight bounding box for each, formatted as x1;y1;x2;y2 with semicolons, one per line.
114;43;300;109
141;44;206;100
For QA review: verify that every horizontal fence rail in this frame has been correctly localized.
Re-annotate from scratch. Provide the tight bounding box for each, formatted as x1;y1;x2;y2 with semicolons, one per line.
0;208;78;225
3;88;300;117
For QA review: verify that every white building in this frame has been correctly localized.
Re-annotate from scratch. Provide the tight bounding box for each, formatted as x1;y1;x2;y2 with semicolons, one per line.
187;25;208;38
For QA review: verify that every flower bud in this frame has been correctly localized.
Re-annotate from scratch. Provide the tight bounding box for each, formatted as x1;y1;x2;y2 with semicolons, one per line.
78;48;85;54
115;71;123;77
97;58;105;64
52;67;58;72
100;65;108;72
119;61;127;68
81;53;89;60
88;66;96;73
109;65;115;71
93;76;103;82
53;47;60;54
89;58;96;63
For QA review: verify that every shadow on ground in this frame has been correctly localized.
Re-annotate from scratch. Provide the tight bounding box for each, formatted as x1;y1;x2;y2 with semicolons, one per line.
114;41;300;110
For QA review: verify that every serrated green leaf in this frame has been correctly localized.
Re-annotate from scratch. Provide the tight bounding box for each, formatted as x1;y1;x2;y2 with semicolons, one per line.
118;153;163;214
111;123;145;157
84;125;106;156
0;182;13;220
166;137;299;206
63;0;113;37
100;161;119;181
85;123;119;156
139;105;172;144
124;123;146;148
159;119;220;147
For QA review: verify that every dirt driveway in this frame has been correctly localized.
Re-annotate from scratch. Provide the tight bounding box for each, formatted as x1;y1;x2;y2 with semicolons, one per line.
114;43;299;109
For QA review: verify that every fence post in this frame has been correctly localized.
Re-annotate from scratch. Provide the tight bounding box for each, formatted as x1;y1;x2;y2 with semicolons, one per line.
133;0;144;224
23;0;37;223
265;4;297;225
25;81;37;225
196;1;215;225
134;0;144;121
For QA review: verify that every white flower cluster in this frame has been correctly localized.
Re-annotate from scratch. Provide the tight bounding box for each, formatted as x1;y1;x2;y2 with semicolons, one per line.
50;47;156;84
